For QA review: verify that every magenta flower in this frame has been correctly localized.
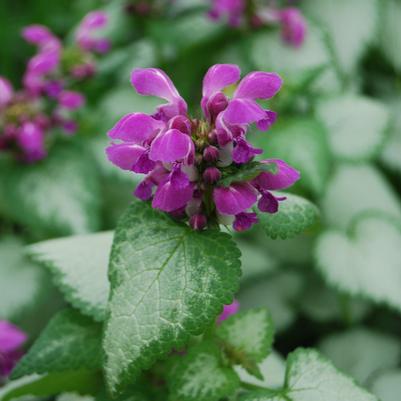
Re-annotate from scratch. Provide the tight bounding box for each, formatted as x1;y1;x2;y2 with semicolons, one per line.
217;300;240;323
106;64;300;232
0;321;27;381
208;0;307;47
0;78;13;109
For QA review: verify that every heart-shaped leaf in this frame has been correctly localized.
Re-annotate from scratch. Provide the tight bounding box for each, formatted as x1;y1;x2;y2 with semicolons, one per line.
316;95;389;162
371;369;401;401
257;193;319;240
322;163;401;230
27;232;112;321
0;144;100;236
316;213;401;312
103;201;241;395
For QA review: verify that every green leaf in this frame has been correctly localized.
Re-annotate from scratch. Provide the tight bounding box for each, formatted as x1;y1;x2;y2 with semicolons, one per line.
257;193;319;240
12;309;102;379
238;272;303;332
58;394;94;401
0;237;47;320
380;0;401;71
319;329;401;385
240;349;377;400
302;0;378;77
371;370;401;401
219;161;277;187
235;351;286;390
380;98;401;174
216;308;274;378
316;95;389;161
104;201;241;395
0;144;100;236
315;213;401;312
252;118;331;196
27;232;112;321
0;371;100;401
249;23;331;89
167;342;239;401
322;163;401;230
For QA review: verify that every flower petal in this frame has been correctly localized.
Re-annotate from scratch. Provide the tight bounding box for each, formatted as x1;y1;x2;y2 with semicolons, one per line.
152;180;194;212
202;64;241;98
255;159;300;190
58;91;85;110
223;98;266;125
108;113;164;143
234;71;282;100
0;321;27;354
149;129;194;163
213;182;258;215
0;77;13;107
106;143;146;171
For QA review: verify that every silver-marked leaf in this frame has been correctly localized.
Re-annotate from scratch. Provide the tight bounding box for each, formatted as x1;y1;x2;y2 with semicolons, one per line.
104;201;241;394
216;308;274;378
322;163;401;230
371;370;401;401
12;309;102;379
0;144;100;236
380;0;401;72
319;329;401;385
27;232;112;321
0;237;47;321
257;193;319;240
316;213;401;312
316;95;389;161
250;23;331;89
302;0;378;76
167;342;239;401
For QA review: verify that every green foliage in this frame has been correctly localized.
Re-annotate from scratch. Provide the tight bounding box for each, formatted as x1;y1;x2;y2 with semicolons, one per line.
28;232;112;321
104;201;241;394
216;308;274;378
253;118;331;196
167;342;240;401
12;309;102;379
0;144;100;236
316;95;389;162
316;213;401;312
257;193;319;239
371;370;401;401
0;237;48;321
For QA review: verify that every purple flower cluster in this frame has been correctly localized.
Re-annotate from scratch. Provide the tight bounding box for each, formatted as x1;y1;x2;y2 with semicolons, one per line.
0;11;109;163
0;321;26;382
106;64;300;232
209;0;307;47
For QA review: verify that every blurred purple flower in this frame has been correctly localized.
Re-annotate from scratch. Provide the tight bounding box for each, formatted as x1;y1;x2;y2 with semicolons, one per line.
217;300;240;323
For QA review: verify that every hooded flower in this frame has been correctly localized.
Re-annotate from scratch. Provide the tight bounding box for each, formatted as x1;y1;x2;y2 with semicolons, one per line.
106;64;300;231
208;0;307;47
0;321;27;381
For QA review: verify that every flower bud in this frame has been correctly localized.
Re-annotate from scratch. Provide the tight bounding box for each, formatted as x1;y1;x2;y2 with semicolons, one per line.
203;167;221;184
203;145;219;163
168;115;191;135
216;128;232;146
189;214;207;230
208;92;228;121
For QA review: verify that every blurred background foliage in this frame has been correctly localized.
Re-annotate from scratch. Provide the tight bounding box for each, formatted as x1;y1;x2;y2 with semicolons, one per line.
1;0;401;400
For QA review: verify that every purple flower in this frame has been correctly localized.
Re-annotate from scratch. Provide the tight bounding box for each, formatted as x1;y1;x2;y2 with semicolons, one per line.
0;321;27;380
217;300;240;323
208;0;245;27
17;122;47;163
76;11;110;54
0;77;13;108
279;8;307;48
58;90;85;110
106;64;299;231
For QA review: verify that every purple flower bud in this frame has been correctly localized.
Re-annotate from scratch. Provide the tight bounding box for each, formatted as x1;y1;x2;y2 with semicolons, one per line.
168;115;192;135
216;128;232;146
189;214;207;230
217;300;240;323
22;25;55;46
134;179;154;201
17;122;46;162
58;91;85;110
233;212;259;232
207;92;229;122
0;321;26;379
203;167;221;184
203;145;219;163
44;80;64;98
